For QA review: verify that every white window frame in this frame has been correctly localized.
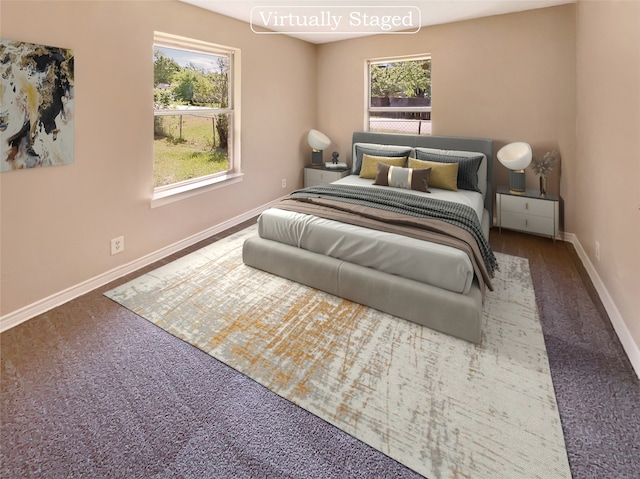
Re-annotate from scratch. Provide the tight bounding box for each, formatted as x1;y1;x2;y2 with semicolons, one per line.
364;54;432;136
151;32;242;208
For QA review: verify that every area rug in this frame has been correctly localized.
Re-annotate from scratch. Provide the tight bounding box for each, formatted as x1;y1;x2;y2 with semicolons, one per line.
105;225;571;479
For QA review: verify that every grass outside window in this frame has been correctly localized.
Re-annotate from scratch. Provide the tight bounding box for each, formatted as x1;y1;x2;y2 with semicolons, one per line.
153;113;229;188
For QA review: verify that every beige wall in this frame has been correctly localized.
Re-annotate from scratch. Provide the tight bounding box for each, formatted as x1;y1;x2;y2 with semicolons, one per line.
317;4;577;229
575;0;640;349
0;0;316;315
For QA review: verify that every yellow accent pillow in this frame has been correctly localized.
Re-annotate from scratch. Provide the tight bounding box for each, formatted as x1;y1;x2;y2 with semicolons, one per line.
409;158;459;191
359;154;407;179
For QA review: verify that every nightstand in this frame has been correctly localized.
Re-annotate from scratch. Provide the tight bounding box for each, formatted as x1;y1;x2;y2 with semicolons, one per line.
496;186;559;241
304;165;350;187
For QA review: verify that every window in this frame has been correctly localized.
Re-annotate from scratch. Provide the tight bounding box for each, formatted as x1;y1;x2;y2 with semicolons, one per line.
152;32;240;204
366;55;431;135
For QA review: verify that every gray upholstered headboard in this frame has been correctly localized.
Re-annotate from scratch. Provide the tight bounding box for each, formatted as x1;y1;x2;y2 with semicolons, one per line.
352;131;494;218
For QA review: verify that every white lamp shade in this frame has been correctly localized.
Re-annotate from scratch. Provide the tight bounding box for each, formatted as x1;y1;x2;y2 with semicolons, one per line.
497;142;532;171
308;129;331;150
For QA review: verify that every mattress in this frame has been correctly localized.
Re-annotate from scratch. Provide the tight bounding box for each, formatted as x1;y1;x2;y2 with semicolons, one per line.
258;176;487;295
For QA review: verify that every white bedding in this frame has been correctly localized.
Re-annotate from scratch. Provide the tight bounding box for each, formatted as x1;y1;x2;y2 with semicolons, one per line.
258;176;487;294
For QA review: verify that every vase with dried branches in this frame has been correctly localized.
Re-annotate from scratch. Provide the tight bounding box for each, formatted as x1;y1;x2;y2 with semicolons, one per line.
531;150;558;196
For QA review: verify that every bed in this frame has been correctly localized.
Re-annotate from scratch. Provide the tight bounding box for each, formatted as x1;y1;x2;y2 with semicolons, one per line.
242;131;497;343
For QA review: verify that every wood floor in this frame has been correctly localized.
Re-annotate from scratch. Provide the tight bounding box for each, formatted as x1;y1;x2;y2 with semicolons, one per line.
1;222;638;479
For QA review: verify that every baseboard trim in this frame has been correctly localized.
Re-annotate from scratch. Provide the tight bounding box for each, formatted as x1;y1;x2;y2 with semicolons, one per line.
563;232;640;379
0;198;283;333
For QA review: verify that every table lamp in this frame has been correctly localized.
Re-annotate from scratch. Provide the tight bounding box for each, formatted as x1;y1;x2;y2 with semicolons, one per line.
497;142;532;193
308;129;331;167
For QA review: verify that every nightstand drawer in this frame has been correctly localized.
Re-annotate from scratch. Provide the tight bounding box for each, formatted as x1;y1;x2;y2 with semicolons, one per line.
304;167;349;187
500;211;555;236
500;195;554;217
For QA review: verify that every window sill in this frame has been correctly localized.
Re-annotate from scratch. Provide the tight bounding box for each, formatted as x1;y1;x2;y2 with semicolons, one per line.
151;172;244;208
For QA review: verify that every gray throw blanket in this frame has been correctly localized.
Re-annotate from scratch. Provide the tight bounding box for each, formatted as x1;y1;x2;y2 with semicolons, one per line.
290;184;499;277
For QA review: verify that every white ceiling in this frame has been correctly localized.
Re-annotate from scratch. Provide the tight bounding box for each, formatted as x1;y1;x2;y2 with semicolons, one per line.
179;0;575;44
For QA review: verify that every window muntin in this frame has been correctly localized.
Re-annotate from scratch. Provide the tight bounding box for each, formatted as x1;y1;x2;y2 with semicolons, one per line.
367;56;431;135
153;32;239;197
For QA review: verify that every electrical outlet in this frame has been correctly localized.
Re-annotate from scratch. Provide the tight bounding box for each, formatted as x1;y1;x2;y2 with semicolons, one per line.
281;178;287;189
111;236;125;255
595;241;600;261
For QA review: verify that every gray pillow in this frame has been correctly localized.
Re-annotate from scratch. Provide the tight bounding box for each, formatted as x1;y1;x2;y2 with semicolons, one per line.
352;143;413;175
413;150;483;193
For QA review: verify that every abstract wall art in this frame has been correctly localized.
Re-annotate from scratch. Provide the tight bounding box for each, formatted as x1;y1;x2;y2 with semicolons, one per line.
0;40;74;172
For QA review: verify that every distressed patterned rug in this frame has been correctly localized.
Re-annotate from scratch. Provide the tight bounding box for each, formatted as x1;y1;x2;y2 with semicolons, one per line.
105;225;571;479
